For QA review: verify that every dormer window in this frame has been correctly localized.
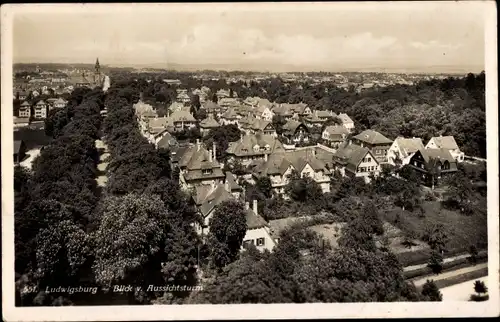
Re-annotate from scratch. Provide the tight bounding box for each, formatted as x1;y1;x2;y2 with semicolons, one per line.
202;169;213;175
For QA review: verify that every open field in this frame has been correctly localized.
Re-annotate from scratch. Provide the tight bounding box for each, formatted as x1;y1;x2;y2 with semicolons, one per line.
380;201;488;259
309;223;344;249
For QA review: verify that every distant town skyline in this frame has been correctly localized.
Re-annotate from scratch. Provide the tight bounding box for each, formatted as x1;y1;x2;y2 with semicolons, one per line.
12;2;486;73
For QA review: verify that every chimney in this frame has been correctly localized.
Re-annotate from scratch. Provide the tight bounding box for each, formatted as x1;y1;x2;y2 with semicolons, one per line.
209;149;213;162
264;153;268;161
225;180;230;192
213;142;217;161
196;139;200;151
245;201;250;210
253;200;258;215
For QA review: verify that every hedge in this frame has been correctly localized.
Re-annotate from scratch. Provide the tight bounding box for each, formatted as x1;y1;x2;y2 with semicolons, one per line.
398;247;486;267
433;267;489;290
404;253;488;280
470;294;489;302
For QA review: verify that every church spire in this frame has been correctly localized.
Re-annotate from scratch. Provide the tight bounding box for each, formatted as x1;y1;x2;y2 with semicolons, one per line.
95;58;100;74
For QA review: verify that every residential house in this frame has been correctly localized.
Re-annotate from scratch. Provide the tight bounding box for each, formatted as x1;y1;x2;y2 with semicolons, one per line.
31;90;40;97
176;89;191;104
216;89;231;100
271;104;294;120
242;200;275;252
351;129;393;163
338;113;355;132
254;104;275;121
239;114;277;137
18;101;31;118
282;120;309;145
407;148;458;186
254;149;332;195
193;185;274;252
304;110;335;128
46;98;58;111
166;109;197;132
218;97;241;108
425;135;465;163
175;140;225;189
144;117;169;141
387;136;425;166
168;101;185;114
14;140;27;164
242;96;265;108
134;101;157;128
193;182;234;236
332;143;381;183
220;109;240;125
192;88;208;103
202;101;225;118
234;104;254;117
226;133;285;166
224;171;244;199
33;100;47;119
199;116;220;136
155;130;178;150
53;97;68;109
18;91;28;101
322;125;349;149
282;103;312;118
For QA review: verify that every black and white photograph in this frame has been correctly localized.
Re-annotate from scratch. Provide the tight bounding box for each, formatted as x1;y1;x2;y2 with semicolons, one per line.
1;2;498;320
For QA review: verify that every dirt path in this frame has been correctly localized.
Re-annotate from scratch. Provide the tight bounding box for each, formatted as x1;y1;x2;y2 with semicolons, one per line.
412;262;488;287
95;137;110;187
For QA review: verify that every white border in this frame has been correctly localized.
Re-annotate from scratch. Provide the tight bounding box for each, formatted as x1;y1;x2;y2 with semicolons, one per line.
2;2;498;321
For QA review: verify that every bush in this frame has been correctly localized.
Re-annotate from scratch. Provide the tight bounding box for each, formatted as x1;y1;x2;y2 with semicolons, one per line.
424;191;437;202
469;294;489;302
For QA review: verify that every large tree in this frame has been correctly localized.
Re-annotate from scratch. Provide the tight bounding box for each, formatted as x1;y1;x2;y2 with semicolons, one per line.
207;200;248;269
421;280;443;301
92;194;171;303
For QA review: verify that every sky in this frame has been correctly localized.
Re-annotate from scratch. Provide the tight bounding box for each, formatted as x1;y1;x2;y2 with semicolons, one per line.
11;2;487;72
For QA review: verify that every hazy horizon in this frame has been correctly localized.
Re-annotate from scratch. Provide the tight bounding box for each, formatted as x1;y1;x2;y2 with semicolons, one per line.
12;2;486;73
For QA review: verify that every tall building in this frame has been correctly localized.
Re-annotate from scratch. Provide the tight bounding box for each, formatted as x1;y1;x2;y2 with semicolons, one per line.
94;58;101;85
72;58;105;89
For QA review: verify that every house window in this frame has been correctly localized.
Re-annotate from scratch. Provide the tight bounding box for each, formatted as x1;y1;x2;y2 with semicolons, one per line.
367;157;371;162
256;238;265;246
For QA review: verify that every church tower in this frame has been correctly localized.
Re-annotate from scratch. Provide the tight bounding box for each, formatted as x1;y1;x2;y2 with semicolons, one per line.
94;58;101;84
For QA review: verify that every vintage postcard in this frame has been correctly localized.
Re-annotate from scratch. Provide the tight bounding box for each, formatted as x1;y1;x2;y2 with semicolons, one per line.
1;2;498;321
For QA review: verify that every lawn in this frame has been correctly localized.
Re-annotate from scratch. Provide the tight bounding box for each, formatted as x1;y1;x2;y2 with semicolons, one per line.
380;201;488;255
308;223;345;249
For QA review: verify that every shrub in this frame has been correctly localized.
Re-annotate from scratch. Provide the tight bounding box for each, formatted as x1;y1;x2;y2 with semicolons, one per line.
469;294;489;302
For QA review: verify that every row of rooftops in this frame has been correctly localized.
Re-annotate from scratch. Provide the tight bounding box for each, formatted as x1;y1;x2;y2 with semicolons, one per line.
19;98;68;108
194;181;268;230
